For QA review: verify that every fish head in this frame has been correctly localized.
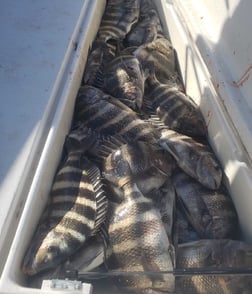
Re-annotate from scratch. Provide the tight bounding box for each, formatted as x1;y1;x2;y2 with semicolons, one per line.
196;153;223;190
103;149;132;188
22;229;69;275
106;56;145;111
76;85;104;105
64;124;97;153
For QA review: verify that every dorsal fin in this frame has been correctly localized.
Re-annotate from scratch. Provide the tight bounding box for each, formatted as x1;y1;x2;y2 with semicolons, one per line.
86;165;108;234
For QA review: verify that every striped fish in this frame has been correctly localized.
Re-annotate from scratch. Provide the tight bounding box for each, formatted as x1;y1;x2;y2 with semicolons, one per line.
99;137;175;197
145;78;206;138
28;226;109;289
106;181;175;293
82;40;115;88
103;55;146;111
172;172;239;239
134;37;176;84
97;0;140;43
74;85;160;144
159;128;222;190
125;0;164;47
176;239;252;294
22;126;108;275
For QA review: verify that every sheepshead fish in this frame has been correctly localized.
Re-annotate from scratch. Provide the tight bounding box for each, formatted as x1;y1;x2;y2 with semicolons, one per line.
74;85;160;143
82;40;115;88
176;239;252;294
97;0;140;43
100;146;174;293
22;126;108;275
159;129;222;190
103;55;146;111
174;206;200;244
172;172;239;239
134;38;176;84
125;0;164;47
145;78;206;138
28;226;109;288
99;137;175;197
150;178;176;242
106;181;175;293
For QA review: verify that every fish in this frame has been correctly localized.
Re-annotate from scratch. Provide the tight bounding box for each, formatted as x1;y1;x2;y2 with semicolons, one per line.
174;206;200;244
22;125;108;275
124;0;164;47
106;181;175;293
145;78;206;138
74;85;160;144
27;226;109;288
172;172;239;239
150;178;176;242
82;40;115;88
159;128;222;190
99;137;175;197
99;147;175;293
134;37;176;84
176;239;252;294
97;0;140;43
103;54;146;111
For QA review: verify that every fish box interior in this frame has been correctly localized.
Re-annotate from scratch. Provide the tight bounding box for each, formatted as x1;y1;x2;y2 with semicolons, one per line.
1;0;252;293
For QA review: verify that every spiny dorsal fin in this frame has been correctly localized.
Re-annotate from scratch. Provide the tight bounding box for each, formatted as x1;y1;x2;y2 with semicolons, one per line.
86;165;108;234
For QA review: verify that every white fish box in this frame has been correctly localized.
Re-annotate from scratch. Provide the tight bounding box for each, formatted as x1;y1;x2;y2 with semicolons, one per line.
0;0;252;293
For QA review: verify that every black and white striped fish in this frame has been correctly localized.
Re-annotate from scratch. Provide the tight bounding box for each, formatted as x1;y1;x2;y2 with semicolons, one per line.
106;181;175;293
99;137;175;198
103;54;146;111
134;37;176;84
124;0;164;47
82;40;115;88
27;226;109;289
159;128;222;190
22;126;108;275
172;172;239;239
145;79;206;138
97;0;140;43
74;85;160;143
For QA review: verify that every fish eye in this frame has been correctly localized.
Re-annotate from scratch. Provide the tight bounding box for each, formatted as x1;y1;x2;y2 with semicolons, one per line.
47;245;59;256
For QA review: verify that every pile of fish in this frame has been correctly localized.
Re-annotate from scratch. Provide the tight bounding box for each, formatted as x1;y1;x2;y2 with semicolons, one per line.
22;0;252;293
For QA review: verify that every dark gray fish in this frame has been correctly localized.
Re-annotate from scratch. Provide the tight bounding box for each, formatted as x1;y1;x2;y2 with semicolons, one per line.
106;181;175;293
125;0;164;47
176;239;252;294
97;0;140;43
175;206;200;244
172;172;239;239
159;129;222;190
150;178;176;242
103;55;146;111
145;78;206;138
100;137;175;194
22;126;108;275
74;85;160;143
82;40;115;88
134;37;176;84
